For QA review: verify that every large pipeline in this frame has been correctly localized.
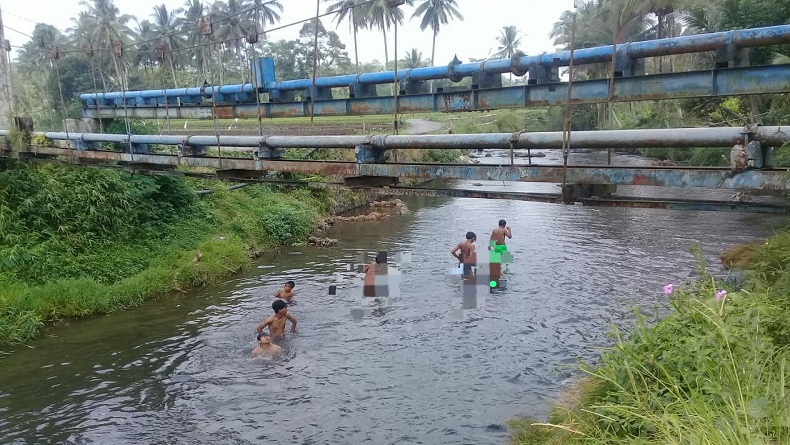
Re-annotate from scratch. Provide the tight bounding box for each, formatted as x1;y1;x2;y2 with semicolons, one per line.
6;126;790;150
79;24;790;103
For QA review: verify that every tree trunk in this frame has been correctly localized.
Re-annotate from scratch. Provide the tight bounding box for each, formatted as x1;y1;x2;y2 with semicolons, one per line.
382;28;389;67
353;23;360;73
431;29;437;66
749;95;764;125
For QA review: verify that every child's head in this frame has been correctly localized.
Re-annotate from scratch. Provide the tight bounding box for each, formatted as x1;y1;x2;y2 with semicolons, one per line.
499;219;506;228
272;299;288;315
466;231;476;242
285;280;295;290
257;332;271;345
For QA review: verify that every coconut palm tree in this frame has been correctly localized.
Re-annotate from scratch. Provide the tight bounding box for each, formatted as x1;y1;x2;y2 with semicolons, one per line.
362;0;414;66
150;4;186;86
400;48;428;68
73;0;134;88
325;0;366;73
493;26;521;59
177;0;208;77
411;0;463;66
253;0;283;37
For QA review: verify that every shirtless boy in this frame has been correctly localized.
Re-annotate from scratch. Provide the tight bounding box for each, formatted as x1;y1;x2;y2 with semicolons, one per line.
256;300;297;338
275;281;296;303
363;255;381;297
251;332;282;358
490;219;512;285
451;232;478;278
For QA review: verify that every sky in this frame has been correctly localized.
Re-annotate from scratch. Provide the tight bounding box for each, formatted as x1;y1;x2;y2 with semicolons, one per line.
1;0;573;66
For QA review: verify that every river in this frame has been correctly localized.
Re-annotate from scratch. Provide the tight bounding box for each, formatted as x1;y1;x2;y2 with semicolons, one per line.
1;150;787;444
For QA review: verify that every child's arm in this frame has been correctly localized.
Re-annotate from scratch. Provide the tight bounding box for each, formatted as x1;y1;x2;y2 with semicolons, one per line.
287;314;298;333
274;289;282;298
506;227;512;238
451;244;461;261
256;317;273;333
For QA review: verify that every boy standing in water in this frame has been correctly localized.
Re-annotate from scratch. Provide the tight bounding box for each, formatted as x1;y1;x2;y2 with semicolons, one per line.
451;232;478;278
275;280;296;304
257;300;297;338
490;220;512;287
251;332;282;358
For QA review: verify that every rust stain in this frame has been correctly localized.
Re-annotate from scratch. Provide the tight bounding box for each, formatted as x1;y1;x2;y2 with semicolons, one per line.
212;107;235;119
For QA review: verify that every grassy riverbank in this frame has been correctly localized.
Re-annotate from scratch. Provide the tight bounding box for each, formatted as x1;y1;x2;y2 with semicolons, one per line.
0;160;337;346
508;237;790;444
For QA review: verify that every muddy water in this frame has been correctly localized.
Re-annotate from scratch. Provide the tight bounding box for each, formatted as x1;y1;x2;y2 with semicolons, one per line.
0;152;786;445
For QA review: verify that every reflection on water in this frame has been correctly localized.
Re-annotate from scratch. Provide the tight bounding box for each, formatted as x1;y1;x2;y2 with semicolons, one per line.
0;152;786;445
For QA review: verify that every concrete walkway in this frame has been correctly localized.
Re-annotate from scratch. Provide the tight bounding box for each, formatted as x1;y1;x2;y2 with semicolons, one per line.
405;118;446;135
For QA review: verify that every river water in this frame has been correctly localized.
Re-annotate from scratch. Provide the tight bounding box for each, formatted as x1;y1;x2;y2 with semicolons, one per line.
1;150;787;445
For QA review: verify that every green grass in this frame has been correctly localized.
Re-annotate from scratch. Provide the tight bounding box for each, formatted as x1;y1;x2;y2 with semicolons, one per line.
0;160;331;346
508;243;790;444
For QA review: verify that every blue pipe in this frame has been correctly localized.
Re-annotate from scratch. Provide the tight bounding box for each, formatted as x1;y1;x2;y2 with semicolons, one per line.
79;24;790;104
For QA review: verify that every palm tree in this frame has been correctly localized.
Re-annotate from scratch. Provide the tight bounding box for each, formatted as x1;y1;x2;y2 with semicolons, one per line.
254;0;283;37
151;4;186;86
133;19;157;70
400;48;428;68
362;0;414;66
178;0;208;78
411;0;463;66
493;26;521;59
213;0;256;82
325;0;365;73
74;0;134;88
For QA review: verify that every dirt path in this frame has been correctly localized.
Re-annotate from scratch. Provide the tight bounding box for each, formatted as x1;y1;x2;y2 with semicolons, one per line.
405;118;446;135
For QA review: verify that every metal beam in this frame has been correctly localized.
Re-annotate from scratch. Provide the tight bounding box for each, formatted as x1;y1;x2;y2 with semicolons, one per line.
16;125;790;149
79;24;790;107
6;145;789;190
81;65;790;119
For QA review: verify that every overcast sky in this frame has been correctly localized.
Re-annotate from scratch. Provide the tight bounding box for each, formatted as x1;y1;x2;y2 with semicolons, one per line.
1;0;573;65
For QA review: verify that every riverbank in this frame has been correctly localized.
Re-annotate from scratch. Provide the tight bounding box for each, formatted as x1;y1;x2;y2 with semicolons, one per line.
0;160;388;347
508;231;790;444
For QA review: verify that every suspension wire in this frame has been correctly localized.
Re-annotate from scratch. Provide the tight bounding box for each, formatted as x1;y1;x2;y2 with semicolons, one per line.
115;51;135;165
87;56;105;133
158;48;172;135
309;0;320;123
52;56;69;142
561;4;578;187
393;15;399;162
249;43;264;136
208;41;223;172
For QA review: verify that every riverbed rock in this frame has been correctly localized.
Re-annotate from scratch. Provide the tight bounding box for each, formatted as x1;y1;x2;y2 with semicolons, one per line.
308;236;339;247
370;199;410;214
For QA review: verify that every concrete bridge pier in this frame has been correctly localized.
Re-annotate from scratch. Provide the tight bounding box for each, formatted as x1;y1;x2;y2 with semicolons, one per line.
561;183;618;204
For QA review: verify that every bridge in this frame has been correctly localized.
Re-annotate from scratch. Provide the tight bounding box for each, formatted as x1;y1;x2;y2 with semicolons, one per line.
3;23;790;213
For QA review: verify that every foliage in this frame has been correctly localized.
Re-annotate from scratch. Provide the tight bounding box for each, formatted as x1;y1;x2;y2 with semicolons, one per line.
0;163;324;346
509;242;790;444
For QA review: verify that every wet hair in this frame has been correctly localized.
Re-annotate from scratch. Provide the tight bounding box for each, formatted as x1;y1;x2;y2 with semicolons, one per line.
272;299;287;313
499;219;506;227
466;231;476;240
285;280;295;289
257;332;269;341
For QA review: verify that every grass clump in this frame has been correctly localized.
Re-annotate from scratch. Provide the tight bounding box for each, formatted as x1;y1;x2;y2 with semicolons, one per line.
0;160;324;346
509;243;790;444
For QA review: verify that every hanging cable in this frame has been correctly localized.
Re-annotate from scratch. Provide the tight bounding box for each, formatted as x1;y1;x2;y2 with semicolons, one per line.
247;12;264;137
309;0;320;123
87;51;104;134
207;40;224;172
561;2;578;187
113;42;135;166
156;42;172;135
51;49;69;143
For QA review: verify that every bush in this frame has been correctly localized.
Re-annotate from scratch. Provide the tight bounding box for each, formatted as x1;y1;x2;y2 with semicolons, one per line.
260;202;316;245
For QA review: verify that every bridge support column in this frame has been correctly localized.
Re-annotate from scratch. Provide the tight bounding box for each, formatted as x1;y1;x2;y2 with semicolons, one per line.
355;144;389;164
254;145;282;160
65;118;102;150
350;83;378;98
561;183;617;203
178;143;208;157
121;141;149;154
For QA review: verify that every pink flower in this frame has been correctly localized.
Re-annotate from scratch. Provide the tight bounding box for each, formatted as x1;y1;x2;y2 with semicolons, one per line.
663;284;674;295
716;289;727;301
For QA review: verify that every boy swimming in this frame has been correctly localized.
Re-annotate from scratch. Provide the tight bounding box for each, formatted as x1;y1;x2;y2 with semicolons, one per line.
275;280;296;303
251;332;282;358
256;300;297;338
